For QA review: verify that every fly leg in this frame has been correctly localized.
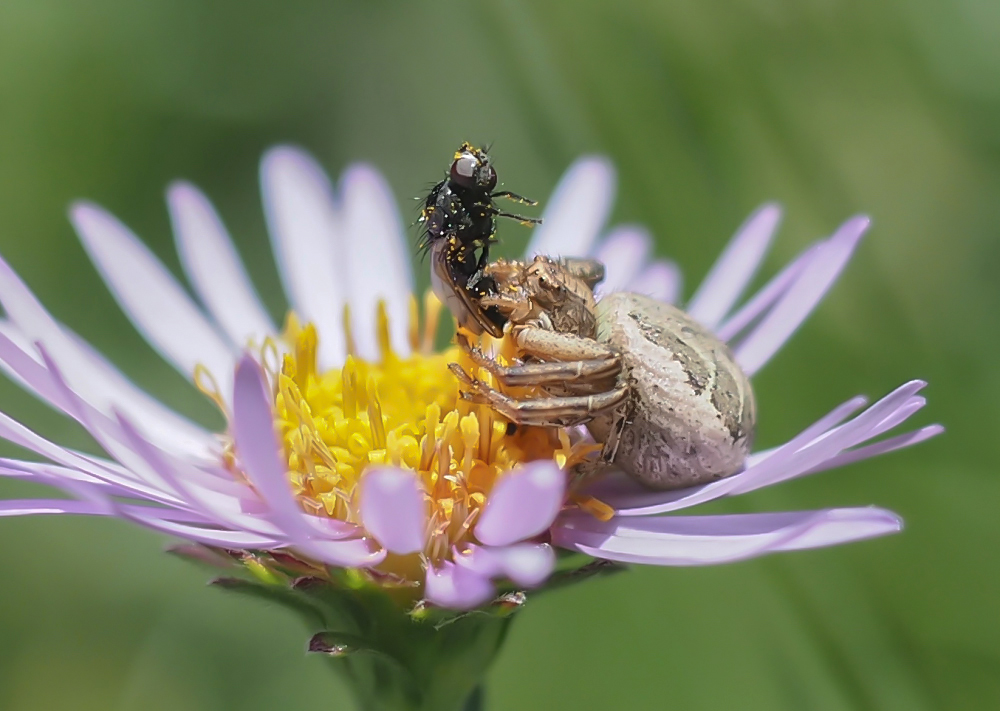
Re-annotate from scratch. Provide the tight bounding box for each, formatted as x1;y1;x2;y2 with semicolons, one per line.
491;190;538;206
488;207;543;226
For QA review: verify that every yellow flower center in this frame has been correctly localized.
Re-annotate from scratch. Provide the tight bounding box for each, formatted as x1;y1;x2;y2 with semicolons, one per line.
264;293;601;568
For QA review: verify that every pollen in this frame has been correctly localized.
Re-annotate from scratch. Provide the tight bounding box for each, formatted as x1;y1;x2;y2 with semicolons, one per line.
258;292;599;568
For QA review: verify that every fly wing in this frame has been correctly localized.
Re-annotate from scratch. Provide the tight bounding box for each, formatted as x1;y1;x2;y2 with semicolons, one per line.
430;240;503;337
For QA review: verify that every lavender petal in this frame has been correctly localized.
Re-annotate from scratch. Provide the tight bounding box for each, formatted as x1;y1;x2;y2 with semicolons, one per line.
591;394;871;512
115;412;287;537
727;380;927;495
60;325;214;459
0;261;213;458
600;382;925;516
0;326;73;412
686;203;781;328
475;460;566;547
358;466;427;555
801;424;943;476
591;225;652;298
0;330;219;494
552;508;901;565
69;202;236;386
424;562;496;609
631;260;683;304
121;509;284;549
455;543;556;588
339;164;414;359
526;156;615;258
0;459;129;494
0;498;113;517
232;354;310;524
0;497;223;527
35;344;202;505
0;407;185;507
733;216;869;375
167;181;276;346
260;146;347;367
715;241;822;343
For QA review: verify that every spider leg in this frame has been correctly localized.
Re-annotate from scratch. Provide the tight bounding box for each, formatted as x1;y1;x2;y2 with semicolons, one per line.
462;385;628;428
513;326;619;362
462;346;621;388
450;364;627;427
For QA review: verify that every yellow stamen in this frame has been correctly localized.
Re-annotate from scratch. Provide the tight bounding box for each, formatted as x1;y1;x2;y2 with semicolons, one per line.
408;295;420;353
341;358;358;419
294;324;317;390
258;337;281;380
376;301;393;362
366;375;387;450
572;495;615;522
194;365;227;414
343;304;357;357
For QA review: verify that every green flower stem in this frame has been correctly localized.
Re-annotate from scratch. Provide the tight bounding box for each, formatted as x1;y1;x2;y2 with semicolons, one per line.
462;686;485;711
314;609;509;711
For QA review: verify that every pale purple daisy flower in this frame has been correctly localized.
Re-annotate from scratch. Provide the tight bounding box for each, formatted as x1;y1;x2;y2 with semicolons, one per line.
0;147;938;612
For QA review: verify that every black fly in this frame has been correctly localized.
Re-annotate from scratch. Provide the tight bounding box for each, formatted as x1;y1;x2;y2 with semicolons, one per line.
418;143;541;336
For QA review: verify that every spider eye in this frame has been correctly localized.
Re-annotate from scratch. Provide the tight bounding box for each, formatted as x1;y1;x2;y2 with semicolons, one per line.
450;154;479;188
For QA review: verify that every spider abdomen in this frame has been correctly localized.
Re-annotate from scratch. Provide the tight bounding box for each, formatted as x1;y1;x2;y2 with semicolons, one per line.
591;293;756;490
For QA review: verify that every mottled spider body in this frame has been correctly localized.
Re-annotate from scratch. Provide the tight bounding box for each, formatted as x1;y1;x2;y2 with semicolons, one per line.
451;256;756;490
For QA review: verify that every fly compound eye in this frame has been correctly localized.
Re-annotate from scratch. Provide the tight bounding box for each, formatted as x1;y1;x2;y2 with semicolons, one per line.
450;153;479;188
485;166;498;191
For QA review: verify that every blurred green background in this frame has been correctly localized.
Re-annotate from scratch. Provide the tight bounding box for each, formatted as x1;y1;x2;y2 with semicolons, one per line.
0;0;996;709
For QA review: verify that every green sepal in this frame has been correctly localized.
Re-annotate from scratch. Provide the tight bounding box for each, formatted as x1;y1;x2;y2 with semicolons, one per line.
165;543;239;571
531;557;628;595
208;576;327;630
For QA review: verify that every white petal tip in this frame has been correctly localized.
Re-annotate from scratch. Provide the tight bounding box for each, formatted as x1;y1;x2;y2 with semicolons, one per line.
862;508;904;536
166;180;198;204
752;202;783;225
846;215;872;236
68;201;107;231
261;145;319;174
340;162;382;185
